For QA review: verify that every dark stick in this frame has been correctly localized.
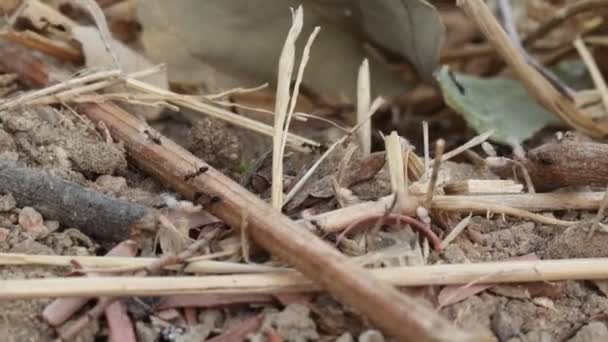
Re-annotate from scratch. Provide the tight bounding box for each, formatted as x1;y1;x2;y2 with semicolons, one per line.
0;160;155;244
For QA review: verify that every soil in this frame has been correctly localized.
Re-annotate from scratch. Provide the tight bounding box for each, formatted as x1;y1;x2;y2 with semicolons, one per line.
1;2;607;338
1;101;608;342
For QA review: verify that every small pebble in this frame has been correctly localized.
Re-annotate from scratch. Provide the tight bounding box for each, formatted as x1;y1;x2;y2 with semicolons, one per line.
0;227;10;242
0;194;16;212
18;207;49;239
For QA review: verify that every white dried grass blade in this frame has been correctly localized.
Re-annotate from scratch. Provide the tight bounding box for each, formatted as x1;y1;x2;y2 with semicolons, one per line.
385;132;407;210
441;130;494;162
125;78;318;152
272;6;304;209
0;69;121;110
29;66;165;106
441;214;472;249
7;258;608;298
279;26;320;155
423;121;430;177
357;59;372;156
0;253;282;274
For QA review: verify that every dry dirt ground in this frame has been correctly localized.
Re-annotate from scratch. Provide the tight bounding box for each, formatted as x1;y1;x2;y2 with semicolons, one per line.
1;105;608;341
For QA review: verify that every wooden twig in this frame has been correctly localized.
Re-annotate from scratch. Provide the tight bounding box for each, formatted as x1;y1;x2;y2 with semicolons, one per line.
0;44;476;341
0;30;83;63
457;0;608;138
0;160;155;243
4;258;608;298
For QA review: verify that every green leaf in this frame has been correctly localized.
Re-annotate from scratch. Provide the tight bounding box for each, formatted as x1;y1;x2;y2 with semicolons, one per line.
437;67;558;144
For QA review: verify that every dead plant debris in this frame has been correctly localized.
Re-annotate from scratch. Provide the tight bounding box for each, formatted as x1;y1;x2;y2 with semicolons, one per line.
1;1;608;341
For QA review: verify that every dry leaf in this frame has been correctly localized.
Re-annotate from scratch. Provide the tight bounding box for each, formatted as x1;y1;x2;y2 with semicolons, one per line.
353;0;444;80
72;25;168;119
137;0;444;103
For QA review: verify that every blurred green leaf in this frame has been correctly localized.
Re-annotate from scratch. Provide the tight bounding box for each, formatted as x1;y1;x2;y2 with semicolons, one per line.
437;67;559;144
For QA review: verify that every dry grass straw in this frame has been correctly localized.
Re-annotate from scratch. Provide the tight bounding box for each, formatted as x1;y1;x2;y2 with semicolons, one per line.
4;257;608;298
385;132;407;211
272;6;319;208
0;69;122;110
425;139;445;208
422;121;430;176
125;78;318;152
441;130;493;162
458;0;608;138
441;214;472;249
0;253;281;274
357;59;372;156
574;36;608;114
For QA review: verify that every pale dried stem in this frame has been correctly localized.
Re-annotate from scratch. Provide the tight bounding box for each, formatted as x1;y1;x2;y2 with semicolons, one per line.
125;78;318;152
357;59;372;156
440;130;493;162
423;121;430;177
386;132;407;211
5;258;608;298
0;69;121;110
0;253;280;274
271;7;303;208
425;139;445;208
441;214;472;249
574;36;608;113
